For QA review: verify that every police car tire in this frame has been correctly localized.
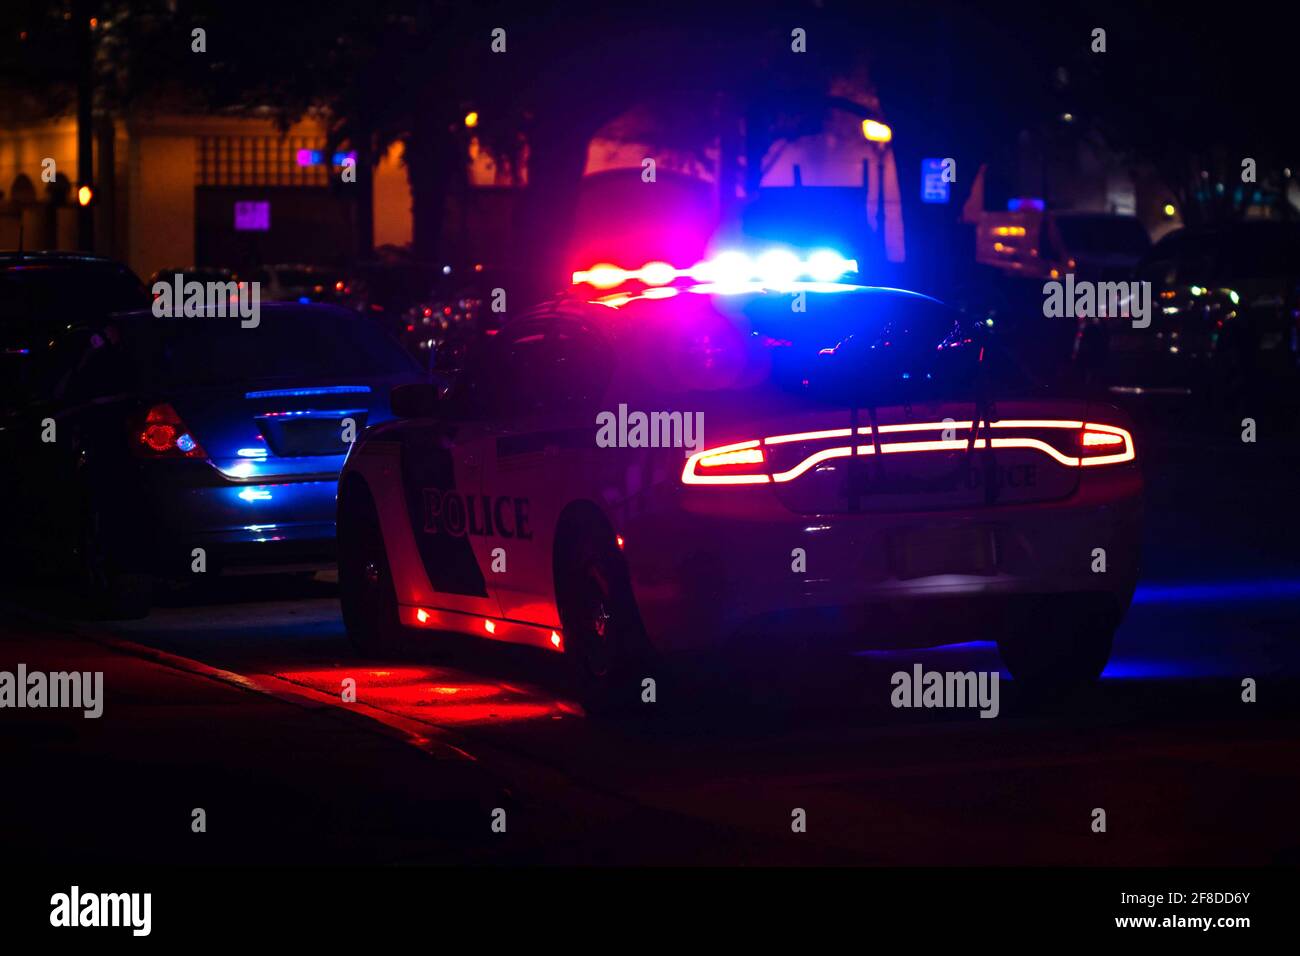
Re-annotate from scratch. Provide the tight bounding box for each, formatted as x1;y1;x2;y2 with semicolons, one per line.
554;516;646;715
338;483;402;656
995;597;1115;692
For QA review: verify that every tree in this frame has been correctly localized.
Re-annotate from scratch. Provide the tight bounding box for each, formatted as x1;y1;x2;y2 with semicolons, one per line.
1056;3;1300;224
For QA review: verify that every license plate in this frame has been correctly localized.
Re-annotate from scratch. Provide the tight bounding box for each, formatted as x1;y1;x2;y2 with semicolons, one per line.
257;411;367;457
889;526;997;579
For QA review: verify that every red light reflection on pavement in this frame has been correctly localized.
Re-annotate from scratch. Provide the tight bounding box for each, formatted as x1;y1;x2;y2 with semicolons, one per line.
274;666;569;726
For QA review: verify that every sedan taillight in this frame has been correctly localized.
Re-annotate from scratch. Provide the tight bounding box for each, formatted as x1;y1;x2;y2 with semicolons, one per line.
133;402;206;458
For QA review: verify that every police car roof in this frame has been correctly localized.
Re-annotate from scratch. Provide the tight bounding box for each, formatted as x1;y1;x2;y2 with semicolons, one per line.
535;283;945;325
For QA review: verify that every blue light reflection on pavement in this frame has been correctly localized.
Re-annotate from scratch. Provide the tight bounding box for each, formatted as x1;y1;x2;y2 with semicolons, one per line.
849;578;1300;680
1132;578;1300;605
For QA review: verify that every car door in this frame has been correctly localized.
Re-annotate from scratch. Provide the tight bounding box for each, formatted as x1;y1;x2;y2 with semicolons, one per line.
5;325;135;571
390;354;501;622
0;354;62;562
479;316;614;627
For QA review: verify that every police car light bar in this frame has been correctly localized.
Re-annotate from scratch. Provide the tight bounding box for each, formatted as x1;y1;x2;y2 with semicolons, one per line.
572;249;859;290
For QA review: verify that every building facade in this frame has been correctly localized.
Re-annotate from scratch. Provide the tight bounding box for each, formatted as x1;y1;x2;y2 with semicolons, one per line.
0;112;415;280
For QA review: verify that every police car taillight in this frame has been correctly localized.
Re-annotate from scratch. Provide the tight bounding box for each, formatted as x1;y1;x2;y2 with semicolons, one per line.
682;440;769;485
133;402;207;458
1076;424;1134;465
683;420;1135;486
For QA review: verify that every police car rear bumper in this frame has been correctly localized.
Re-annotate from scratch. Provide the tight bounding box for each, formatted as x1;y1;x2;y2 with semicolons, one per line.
621;480;1141;654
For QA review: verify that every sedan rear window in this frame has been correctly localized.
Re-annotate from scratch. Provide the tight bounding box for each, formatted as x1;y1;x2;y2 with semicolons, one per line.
116;310;420;387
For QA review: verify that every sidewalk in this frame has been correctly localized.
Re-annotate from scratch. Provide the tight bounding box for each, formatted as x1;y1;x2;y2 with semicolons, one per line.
0;611;805;865
0;617;510;864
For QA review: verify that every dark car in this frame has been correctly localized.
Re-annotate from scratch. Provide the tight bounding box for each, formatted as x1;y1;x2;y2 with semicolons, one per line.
341;259;443;315
1;252;149;410
147;265;240;289
0;303;425;618
248;263;349;304
1054;212;1152;281
1091;221;1300;394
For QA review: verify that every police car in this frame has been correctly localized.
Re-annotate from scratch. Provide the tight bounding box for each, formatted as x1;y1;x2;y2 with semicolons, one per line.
337;250;1142;707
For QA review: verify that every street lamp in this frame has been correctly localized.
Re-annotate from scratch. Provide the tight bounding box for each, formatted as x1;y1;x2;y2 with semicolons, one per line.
862;119;892;143
77;184;94;206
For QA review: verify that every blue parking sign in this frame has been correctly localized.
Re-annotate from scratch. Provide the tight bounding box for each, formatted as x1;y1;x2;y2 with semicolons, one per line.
922;158;950;204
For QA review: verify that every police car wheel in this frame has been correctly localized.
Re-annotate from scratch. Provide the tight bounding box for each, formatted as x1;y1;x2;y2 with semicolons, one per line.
995;597;1115;692
555;520;643;713
338;485;401;656
77;506;151;620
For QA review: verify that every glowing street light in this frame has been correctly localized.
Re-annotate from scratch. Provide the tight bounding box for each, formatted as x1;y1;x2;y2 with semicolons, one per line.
77;184;93;206
862;119;892;143
464;111;479;129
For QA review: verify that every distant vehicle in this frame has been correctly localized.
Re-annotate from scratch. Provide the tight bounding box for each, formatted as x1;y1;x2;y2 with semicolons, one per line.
147;266;239;289
399;264;509;369
0;304;424;617
400;290;485;368
338;252;1142;711
0;252;148;411
248;264;346;303
146;266;248;312
977;210;1151;282
339;259;507;365
340;259;444;319
1095;220;1300;393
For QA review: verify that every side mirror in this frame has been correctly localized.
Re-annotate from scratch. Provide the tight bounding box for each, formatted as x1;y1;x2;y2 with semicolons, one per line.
390;382;442;419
